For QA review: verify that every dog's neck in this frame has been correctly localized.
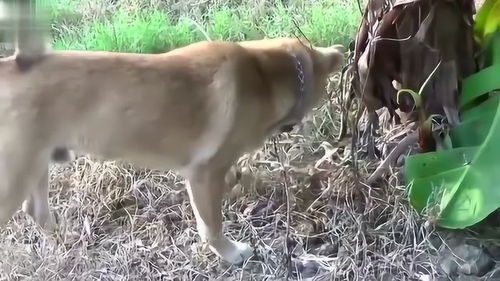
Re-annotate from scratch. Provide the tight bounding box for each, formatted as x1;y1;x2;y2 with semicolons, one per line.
285;53;312;123
289;53;309;120
268;52;312;134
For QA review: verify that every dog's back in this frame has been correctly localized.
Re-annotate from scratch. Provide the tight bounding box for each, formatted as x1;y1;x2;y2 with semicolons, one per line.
0;0;344;265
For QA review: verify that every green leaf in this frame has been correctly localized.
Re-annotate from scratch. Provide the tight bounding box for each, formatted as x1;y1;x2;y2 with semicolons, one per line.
460;64;500;108
405;147;477;181
407;97;500;228
397;89;421;109
405;31;500;228
475;0;497;40
475;0;500;43
396;60;441;110
450;101;496;147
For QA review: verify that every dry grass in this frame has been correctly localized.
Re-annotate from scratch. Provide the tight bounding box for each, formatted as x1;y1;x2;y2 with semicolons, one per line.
0;68;439;280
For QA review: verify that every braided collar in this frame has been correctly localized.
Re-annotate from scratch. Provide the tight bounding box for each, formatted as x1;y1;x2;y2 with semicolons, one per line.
290;53;307;117
275;53;311;133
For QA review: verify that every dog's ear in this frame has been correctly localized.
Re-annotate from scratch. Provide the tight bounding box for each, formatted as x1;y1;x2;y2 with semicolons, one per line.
313;44;345;74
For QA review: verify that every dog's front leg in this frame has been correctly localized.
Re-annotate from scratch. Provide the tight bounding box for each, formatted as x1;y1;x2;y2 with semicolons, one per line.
185;164;253;264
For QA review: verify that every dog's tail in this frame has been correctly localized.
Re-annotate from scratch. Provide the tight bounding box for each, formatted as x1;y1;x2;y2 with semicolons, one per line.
14;0;50;66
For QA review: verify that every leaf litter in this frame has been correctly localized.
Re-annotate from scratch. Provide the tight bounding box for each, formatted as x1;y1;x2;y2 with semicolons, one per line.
0;68;440;280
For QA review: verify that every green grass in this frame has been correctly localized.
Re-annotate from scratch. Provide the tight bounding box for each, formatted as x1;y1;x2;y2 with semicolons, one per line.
54;11;193;52
48;0;360;53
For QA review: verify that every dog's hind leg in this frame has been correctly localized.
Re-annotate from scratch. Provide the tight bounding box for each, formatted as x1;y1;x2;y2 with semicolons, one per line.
22;148;75;230
0;136;50;226
185;164;254;264
22;165;54;230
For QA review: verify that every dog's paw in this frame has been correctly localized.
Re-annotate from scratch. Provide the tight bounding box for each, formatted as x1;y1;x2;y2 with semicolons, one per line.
22;199;55;231
225;240;254;264
224;165;241;191
209;238;254;264
21;199;35;218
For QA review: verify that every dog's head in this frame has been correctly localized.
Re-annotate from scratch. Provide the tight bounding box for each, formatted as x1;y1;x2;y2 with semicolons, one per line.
253;38;344;134
296;43;344;127
308;44;345;103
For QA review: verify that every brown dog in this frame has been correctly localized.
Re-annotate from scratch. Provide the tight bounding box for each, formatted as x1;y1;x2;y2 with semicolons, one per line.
0;1;343;264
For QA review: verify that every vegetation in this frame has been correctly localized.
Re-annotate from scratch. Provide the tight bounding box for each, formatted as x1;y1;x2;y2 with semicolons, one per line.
49;0;360;52
3;0;477;279
348;0;500;230
406;0;500;229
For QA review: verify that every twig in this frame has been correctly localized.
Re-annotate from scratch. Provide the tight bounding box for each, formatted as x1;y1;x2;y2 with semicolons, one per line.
292;19;312;50
366;130;419;185
337;63;353;141
356;0;364;15
272;137;292;280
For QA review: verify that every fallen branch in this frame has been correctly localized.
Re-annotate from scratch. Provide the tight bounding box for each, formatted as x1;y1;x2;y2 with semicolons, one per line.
367;130;419;185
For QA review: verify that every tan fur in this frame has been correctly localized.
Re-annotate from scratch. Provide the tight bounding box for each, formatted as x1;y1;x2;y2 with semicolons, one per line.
0;38;343;263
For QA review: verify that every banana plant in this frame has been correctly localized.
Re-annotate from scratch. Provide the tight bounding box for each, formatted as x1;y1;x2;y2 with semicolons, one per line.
405;0;500;229
397;60;443;153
